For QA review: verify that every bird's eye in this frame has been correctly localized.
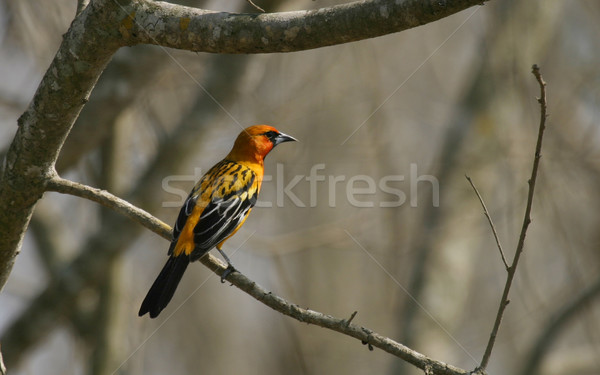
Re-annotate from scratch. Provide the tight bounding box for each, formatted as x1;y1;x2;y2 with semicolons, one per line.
263;131;278;140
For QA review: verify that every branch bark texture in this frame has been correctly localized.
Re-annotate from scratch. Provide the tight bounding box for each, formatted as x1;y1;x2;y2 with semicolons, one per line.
218;264;469;375
127;0;488;53
46;176;172;239
0;0;125;290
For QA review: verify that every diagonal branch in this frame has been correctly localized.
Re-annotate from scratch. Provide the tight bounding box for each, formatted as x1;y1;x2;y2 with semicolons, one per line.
47;176;468;375
465;175;509;270
212;264;469;375
46;176;171;240
476;64;549;373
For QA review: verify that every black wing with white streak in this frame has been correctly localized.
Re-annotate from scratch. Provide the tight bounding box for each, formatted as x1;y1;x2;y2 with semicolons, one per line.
169;160;258;261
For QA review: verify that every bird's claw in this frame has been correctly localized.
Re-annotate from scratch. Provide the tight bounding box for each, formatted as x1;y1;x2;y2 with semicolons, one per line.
220;265;236;283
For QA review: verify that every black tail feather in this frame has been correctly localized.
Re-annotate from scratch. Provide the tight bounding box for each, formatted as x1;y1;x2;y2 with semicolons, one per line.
139;255;190;318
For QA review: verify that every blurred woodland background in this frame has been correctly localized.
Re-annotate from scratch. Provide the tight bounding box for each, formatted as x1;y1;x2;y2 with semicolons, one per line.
1;0;599;374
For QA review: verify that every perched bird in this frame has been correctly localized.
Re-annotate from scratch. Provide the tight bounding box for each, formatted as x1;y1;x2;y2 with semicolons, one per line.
139;125;296;318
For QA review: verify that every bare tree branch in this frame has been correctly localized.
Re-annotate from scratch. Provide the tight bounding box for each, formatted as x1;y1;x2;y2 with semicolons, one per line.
245;0;265;13
465;175;509;270
127;0;489;53
46;176;171;240
0;0;125;291
214;261;470;375
45;174;467;374
476;64;549;373
393;4;560;372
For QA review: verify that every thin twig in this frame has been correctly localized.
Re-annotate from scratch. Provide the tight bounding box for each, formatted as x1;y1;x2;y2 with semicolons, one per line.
465;175;509;270
246;0;265;12
345;311;358;326
476;64;548;373
46;176;172;240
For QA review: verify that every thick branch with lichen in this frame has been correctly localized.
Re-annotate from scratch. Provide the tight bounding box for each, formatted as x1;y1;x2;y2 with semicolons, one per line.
126;0;488;53
0;0;125;291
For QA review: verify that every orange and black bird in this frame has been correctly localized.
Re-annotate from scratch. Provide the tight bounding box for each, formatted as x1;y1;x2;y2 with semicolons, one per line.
139;125;296;318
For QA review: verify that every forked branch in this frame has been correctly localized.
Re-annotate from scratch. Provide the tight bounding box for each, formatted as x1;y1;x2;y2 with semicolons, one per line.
465;175;509;270
475;64;549;373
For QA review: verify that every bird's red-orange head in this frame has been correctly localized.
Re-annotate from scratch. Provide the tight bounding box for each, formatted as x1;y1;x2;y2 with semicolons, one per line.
226;125;297;163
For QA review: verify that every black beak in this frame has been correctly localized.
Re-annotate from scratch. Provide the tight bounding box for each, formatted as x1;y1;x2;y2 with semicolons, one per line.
273;132;298;146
